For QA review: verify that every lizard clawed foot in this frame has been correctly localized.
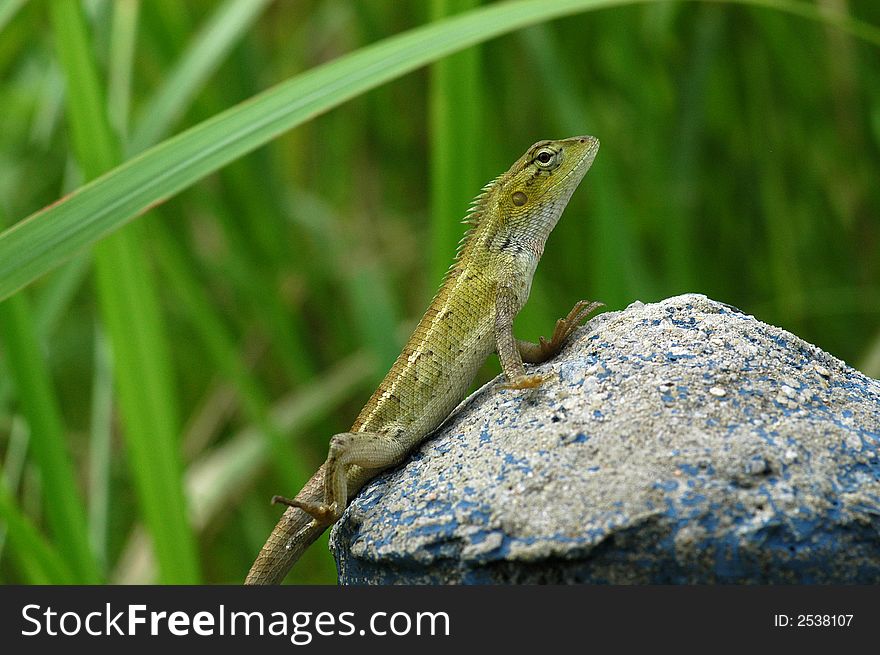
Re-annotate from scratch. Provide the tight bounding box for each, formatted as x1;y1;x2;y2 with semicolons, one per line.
540;300;604;358
500;373;552;390
272;495;340;523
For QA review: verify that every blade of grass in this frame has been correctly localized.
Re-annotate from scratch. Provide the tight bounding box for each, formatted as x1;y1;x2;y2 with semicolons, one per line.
129;0;272;155
0;416;28;563
131;0;324;389
0;255;89;414
286;188;403;372
87;324;113;575
28;62;65;146
185;352;374;531
860;329;880;379
210;162;320;383
0;214;100;581
429;0;483;287
742;36;804;321
107;0;139;140
148;217;306;491
0;474;76;584
194;223;317;382
50;0;200;583
4;0;287;409
88;10;139;572
517;24;654;306
113;352;374;583
181;383;239;462
3;0;878;301
33;254;91;334
0;0;27;35
35;0;269;337
666;5;723;293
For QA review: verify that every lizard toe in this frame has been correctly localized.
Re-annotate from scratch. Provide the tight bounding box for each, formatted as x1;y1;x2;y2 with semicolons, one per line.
500;373;551;390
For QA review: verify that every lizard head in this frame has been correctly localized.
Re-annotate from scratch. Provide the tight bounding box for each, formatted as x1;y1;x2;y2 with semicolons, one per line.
471;135;599;259
455;136;599;266
502;135;599;213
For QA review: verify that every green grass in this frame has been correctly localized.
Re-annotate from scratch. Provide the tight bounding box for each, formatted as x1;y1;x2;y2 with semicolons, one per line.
0;0;878;583
49;0;199;583
0;274;98;582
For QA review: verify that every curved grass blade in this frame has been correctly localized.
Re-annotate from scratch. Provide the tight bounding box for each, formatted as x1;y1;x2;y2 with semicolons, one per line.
128;0;272;154
1;0;878;301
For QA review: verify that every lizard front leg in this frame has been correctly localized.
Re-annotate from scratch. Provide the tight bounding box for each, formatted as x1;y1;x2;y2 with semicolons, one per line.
274;430;407;523
495;284;548;389
496;290;602;390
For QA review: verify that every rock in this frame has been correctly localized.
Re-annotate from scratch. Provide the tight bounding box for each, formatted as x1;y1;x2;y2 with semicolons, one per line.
330;294;880;584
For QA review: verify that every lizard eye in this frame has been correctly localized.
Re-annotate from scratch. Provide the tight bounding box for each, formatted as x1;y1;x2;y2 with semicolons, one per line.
534;148;557;168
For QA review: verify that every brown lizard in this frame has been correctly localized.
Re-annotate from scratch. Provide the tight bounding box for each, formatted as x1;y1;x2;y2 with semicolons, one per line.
245;135;601;584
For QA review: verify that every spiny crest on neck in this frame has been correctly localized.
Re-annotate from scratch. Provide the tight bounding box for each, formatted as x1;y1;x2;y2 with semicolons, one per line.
433;173;504;288
452;172;504;259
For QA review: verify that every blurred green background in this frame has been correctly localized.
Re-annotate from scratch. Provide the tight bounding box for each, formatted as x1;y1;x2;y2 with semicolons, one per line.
0;0;877;584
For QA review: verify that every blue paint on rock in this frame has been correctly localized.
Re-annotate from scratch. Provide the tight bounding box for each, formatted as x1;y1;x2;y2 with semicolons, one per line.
331;295;880;584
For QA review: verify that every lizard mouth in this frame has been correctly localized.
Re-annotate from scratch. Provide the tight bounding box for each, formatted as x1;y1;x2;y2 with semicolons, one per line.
544;137;599;197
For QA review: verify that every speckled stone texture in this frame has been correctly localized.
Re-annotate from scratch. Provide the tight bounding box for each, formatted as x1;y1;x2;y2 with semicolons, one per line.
331;294;880;584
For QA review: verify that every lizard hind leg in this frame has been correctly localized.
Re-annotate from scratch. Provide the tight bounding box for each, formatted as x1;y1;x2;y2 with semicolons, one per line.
289;430;409;523
272;495;336;525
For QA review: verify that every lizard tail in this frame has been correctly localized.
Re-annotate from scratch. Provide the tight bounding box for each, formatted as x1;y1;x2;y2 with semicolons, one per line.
244;467;327;585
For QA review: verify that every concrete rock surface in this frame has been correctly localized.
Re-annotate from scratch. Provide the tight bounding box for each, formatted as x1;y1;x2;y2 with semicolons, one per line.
331;294;880;583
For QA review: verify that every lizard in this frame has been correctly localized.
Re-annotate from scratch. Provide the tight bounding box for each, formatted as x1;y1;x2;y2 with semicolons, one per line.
245;135;601;585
